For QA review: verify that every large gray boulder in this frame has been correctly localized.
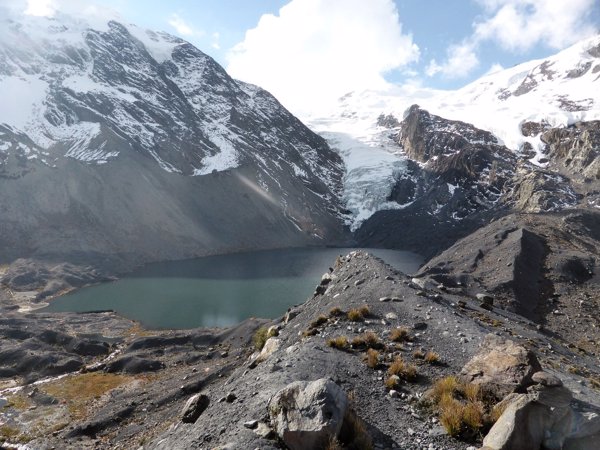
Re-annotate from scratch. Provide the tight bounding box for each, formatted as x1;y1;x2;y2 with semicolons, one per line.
268;378;349;450
460;334;541;399
482;371;600;450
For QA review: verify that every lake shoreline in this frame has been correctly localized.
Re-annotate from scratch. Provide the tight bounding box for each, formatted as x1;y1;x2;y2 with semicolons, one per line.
40;247;424;330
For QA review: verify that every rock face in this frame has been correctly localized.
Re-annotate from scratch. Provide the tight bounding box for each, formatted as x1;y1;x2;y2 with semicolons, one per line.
0;11;346;281
460;335;541;399
355;105;583;258
268;378;349;450
542;121;600;181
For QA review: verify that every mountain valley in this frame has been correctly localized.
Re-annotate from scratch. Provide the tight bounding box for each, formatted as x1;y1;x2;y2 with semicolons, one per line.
0;9;600;450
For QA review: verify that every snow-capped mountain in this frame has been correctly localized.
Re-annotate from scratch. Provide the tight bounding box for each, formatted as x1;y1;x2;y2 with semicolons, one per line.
0;11;346;267
308;34;600;232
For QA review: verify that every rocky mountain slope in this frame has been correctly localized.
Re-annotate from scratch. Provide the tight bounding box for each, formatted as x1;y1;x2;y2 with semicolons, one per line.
308;34;600;235
2;252;599;449
0;11;346;292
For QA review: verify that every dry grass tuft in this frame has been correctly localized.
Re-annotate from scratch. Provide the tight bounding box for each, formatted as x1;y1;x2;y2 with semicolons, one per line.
390;327;411;343
387;357;418;381
413;348;425;359
463;382;481;403
327;335;350;350
365;349;380;369
302;328;319;337
424;351;440;364
329;307;344;317
384;375;401;390
310;315;329;329
352;332;384;350
358;305;370;317
427;376;497;439
439;397;464;437
347;309;365;322
430;376;459;402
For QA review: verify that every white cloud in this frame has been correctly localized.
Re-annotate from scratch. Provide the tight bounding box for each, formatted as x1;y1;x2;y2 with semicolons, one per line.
226;0;419;117
24;0;56;16
474;0;597;51
425;41;479;78
168;13;202;37
428;0;597;79
211;32;220;50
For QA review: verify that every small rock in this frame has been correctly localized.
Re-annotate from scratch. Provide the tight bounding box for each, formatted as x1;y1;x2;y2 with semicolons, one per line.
181;394;210;424
531;371;563;387
254;422;275;439
379;296;392;302
243;420;259;429
225;392;237;403
354;279;365;286
407;427;415;436
389;390;399;398
385;312;398;320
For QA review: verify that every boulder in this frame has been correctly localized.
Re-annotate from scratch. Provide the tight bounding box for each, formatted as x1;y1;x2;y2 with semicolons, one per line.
481;393;552;450
482;371;600;450
181;393;210;424
268;378;349;450
460;334;541;399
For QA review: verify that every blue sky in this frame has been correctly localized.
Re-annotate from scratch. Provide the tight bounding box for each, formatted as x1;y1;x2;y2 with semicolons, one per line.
18;0;600;114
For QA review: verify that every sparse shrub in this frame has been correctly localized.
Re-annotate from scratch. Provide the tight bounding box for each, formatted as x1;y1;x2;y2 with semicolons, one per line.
413;348;425;359
461;401;484;430
430;376;459;402
384;375;401;390
302;328;319;337
329;306;344;317
427;376;497;440
463;382;480;402
359;305;370;317
310;315;328;329
347;309;365;322
352;332;384;350
253;326;269;350
365;349;380;369
390;327;411;343
439;398;463;437
327;336;349;350
387;357;418;381
424;351;440;364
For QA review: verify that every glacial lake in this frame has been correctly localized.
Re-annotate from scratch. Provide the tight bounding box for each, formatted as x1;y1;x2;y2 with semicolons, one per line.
42;248;423;329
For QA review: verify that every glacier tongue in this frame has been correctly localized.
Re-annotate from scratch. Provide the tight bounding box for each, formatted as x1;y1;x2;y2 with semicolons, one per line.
308;116;408;231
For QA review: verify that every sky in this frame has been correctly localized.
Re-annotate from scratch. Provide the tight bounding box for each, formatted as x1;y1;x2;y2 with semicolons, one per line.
11;0;600;116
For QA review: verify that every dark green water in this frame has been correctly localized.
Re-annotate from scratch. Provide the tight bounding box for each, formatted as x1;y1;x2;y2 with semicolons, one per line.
42;248;423;329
